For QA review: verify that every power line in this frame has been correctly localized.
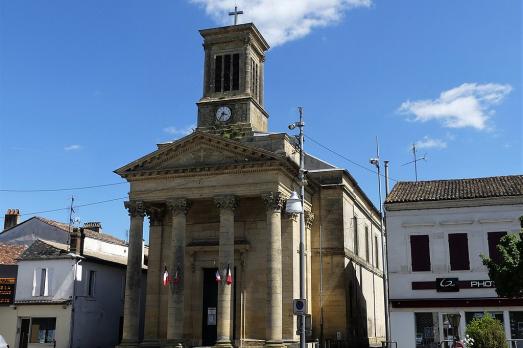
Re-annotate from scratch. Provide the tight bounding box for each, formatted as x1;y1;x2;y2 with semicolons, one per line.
0;182;127;193
304;134;398;182
1;197;128;219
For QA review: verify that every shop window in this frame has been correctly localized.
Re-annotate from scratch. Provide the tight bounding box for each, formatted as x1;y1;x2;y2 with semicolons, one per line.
509;311;523;341
414;312;440;347
448;233;470;270
411;235;431;271
465;311;504;325
30;317;56;343
488;232;507;264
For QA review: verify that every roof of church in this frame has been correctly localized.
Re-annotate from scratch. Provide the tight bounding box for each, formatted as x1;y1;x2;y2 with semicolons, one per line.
0;243;28;264
386;175;523;204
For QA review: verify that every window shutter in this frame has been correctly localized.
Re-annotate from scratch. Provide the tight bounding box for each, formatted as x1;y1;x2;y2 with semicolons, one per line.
448;233;470;270
488;232;507;264
32;268;37;296
410;235;431;271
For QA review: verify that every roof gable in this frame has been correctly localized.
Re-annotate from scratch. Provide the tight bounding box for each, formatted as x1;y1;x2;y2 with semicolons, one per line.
115;131;288;177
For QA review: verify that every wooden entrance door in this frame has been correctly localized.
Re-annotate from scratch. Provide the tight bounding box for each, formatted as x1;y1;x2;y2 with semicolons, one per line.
202;268;218;346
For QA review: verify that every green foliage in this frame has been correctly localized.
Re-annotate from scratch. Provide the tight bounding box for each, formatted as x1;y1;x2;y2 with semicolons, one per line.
465;314;507;348
481;231;523;298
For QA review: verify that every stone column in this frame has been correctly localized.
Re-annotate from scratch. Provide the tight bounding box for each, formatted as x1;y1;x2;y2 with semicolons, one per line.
262;192;285;347
166;198;191;346
121;200;145;347
143;204;165;343
304;211;315;315
214;195;238;348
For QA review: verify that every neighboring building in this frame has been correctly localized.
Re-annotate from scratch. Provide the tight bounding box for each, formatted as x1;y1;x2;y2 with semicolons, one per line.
385;175;523;348
115;22;385;348
0;243;28;306
0;214;147;348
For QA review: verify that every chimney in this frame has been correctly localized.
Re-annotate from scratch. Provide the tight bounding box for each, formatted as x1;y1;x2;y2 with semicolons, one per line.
3;209;20;231
70;227;85;255
83;222;102;233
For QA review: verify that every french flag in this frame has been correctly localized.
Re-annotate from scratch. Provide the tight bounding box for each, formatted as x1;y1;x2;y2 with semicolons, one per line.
163;266;169;286
226;265;232;285
215;269;221;283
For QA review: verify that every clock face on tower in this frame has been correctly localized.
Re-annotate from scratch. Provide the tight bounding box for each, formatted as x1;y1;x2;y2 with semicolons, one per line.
215;106;232;122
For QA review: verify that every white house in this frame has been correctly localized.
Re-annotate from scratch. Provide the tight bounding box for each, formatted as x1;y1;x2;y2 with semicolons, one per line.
0;215;147;348
384;175;523;348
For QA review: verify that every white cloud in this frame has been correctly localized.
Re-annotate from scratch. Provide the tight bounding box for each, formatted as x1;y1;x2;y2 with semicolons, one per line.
398;83;512;130
64;144;82;151
163;124;195;136
190;0;372;46
415;136;447;150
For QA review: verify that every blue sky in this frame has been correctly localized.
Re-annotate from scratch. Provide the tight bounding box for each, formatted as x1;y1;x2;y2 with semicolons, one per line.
1;0;521;242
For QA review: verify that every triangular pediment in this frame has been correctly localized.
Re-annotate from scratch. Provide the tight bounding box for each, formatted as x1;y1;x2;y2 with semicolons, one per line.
115;131;286;176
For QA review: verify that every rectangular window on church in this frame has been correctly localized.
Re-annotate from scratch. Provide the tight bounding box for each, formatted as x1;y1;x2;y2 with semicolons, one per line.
365;226;370;262
223;54;231;91
353;217;359;255
214;55;222;92
232;53;240;90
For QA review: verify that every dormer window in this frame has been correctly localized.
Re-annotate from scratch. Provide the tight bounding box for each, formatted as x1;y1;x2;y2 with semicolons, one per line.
214;53;240;93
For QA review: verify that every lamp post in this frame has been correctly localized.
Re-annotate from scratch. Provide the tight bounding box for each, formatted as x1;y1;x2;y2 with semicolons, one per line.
370;151;391;346
286;107;306;348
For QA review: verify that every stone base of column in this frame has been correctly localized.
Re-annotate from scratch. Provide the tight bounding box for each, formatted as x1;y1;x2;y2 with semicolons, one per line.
140;339;161;347
264;341;286;348
163;340;185;348
116;340;141;348
214;340;234;348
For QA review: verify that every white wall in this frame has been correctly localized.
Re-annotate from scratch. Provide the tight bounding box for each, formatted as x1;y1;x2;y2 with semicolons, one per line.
386;203;523;300
15;259;76;302
390;311;415;348
72;260;126;348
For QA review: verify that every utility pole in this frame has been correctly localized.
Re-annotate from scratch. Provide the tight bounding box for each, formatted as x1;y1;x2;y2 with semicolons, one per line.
369;138;391;346
297;106;306;348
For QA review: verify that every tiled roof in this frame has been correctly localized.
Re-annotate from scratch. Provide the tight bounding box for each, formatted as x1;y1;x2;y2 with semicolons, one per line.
19;240;72;260
386;175;523;204
0;243;28;264
36;217;127;246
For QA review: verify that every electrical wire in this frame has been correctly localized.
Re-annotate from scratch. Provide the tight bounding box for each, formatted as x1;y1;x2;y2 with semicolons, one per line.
0;182;127;193
304;134;398;182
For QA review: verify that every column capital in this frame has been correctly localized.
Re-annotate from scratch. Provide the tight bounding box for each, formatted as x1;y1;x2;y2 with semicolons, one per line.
167;198;191;215
214;195;239;211
125;200;145;218
145;204;166;226
262;192;285;212
282;212;299;222
305;211;315;229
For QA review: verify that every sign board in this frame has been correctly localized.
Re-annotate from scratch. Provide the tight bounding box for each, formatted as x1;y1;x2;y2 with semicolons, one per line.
207;307;217;325
436;278;459;292
0;278;16;305
293;299;307;315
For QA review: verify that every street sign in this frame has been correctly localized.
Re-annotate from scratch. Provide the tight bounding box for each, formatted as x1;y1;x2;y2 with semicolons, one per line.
293;299;307;315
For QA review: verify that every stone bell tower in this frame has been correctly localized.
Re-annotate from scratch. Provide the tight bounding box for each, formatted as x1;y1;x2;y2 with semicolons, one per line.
196;23;270;135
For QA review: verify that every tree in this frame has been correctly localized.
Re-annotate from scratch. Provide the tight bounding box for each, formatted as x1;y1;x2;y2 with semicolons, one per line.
465;313;507;348
481;216;523;298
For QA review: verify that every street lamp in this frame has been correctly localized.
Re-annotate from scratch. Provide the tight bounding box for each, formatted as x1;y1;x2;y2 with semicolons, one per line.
369;153;391;346
287;107;306;348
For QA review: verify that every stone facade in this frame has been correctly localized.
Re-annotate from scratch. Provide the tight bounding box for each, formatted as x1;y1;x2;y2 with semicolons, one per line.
115;23;385;348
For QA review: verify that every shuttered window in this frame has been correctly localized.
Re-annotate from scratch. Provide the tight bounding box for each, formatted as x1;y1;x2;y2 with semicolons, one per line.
410;235;431;271
488;232;507;264
448;233;470;270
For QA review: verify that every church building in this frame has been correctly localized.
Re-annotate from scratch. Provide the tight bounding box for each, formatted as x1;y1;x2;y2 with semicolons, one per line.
115;22;385;348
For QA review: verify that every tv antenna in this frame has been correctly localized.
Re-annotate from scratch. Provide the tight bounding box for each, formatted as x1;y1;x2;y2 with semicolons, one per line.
402;143;427;182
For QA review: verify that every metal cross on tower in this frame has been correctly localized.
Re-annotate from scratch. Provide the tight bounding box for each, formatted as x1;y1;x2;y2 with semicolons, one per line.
228;6;244;25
